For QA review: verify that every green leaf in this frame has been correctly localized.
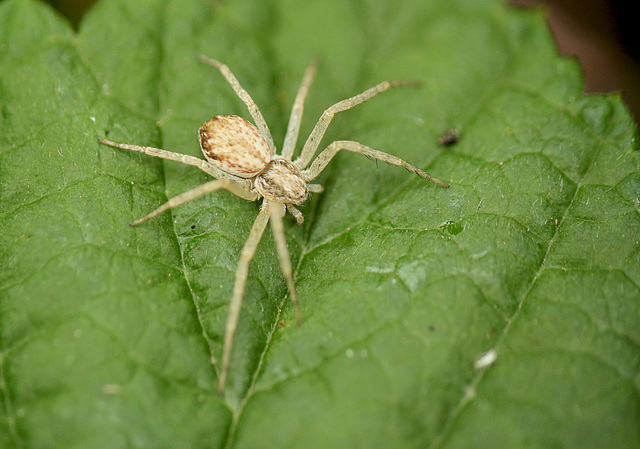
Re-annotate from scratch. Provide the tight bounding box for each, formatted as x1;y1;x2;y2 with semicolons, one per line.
1;0;639;448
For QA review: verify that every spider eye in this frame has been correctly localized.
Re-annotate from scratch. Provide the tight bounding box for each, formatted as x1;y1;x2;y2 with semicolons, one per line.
199;114;271;178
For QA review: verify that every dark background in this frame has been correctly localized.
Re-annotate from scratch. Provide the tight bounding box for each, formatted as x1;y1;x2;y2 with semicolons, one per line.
44;0;640;124
511;0;640;124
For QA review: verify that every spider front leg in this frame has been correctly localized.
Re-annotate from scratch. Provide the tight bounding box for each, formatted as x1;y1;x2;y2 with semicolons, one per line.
218;202;301;392
219;204;272;392
269;202;301;326
302;140;450;187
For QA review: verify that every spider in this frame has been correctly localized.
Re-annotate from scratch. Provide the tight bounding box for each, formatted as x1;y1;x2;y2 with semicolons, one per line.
98;55;449;391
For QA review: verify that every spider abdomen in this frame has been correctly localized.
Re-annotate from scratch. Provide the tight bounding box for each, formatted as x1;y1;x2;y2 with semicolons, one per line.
254;158;309;205
199;114;271;178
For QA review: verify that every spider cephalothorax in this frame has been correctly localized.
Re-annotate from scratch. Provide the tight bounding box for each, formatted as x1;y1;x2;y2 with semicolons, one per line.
253;157;309;206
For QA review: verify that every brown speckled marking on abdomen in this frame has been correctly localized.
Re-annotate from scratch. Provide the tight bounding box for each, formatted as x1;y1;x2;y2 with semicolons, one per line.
199;115;271;178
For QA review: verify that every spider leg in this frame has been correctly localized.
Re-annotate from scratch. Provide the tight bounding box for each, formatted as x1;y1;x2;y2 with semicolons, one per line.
130;179;258;226
281;58;319;160
269;202;302;325
199;55;276;153
302;140;449;187
219;204;271;392
307;184;324;193
98;138;250;187
294;80;417;170
286;204;305;224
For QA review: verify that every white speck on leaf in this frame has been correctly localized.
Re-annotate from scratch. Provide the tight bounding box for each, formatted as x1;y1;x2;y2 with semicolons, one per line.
474;349;497;369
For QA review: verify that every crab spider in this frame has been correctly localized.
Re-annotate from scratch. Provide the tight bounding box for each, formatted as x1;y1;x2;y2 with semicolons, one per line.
98;55;449;391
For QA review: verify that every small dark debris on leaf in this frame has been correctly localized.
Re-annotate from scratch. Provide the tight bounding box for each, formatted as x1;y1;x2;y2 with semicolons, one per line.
438;129;460;147
191;224;196;229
